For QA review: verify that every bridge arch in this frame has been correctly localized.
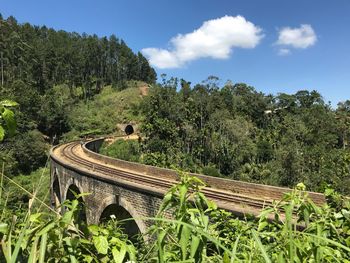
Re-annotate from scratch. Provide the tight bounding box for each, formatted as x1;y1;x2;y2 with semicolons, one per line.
51;170;61;209
98;196;146;238
65;183;87;225
62;178;84;201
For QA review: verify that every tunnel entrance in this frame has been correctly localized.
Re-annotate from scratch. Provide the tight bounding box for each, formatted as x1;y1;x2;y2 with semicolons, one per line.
100;204;140;241
125;124;134;135
52;176;61;209
66;184;87;226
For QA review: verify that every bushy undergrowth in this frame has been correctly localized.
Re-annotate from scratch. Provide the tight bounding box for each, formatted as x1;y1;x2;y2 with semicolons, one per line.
64;84;144;141
1;171;350;262
100;140;141;163
0;167;50;217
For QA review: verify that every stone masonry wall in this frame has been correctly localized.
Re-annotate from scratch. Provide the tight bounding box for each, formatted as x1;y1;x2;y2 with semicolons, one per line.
84;138;325;205
51;159;163;233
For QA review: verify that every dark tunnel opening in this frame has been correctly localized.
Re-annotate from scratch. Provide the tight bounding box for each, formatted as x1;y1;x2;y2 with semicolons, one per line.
125;124;134;135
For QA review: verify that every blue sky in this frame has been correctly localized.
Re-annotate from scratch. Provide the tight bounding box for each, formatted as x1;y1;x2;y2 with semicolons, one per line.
1;0;349;106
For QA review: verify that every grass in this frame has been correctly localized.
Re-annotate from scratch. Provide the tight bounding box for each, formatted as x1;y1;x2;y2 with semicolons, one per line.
1;166;350;262
64;81;146;140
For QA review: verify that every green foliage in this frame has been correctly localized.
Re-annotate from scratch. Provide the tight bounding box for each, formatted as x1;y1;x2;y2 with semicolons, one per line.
140;173;219;262
37;85;74;139
87;222;136;262
1;12;350;262
140;76;350;195
0;99;18;142
1;173;350;262
0;13;156;189
0;200;136;263
0;149;18;177
10;130;48;174
100;140;141;162
0;167;50;216
0;15;156;92
201;165;221;177
67;84;144;139
141;175;350;262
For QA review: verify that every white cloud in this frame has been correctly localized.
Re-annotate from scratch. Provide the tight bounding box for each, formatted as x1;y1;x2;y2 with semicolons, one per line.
278;48;291;56
141;48;180;69
276;24;317;49
142;15;264;69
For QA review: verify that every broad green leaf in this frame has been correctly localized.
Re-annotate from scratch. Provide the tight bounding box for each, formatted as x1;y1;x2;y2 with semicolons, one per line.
112;244;126;263
0;100;18;107
93;235;109;255
190;235;201;259
2;108;16;136
36;222;55;236
29;213;42;223
38;233;48;263
110;237;121;245
61;210;74;225
179;184;187;209
2;238;11;262
88;224;100;235
258;221;269;232
251;229;272;263
82;255;93;263
126;244;137;262
157;229;167;263
206;199;217;210
159;192;173;212
0;223;8;234
223;251;230;263
179;225;191;260
27;237;38;263
0;125;4;142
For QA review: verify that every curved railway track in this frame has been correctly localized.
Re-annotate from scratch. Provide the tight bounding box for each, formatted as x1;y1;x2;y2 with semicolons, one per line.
52;140;277;215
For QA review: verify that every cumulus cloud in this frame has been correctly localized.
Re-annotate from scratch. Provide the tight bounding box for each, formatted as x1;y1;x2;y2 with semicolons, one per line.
142;15;264;69
276;24;317;49
278;48;291;56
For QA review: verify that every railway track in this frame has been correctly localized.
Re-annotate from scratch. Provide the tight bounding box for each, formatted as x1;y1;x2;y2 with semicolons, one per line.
52;141;275;214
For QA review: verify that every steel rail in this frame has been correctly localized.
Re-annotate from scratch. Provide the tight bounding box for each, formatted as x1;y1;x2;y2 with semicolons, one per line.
54;141;274;212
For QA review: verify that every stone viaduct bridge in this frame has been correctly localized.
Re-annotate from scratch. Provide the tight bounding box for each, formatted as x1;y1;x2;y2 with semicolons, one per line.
50;137;325;237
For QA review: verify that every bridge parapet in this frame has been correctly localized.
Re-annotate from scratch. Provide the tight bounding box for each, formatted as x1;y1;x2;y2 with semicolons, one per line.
83;138;325;205
50;138;326;236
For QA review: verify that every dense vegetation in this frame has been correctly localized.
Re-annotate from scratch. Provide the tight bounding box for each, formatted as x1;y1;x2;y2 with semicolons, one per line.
128;76;350;195
0;14;156;91
1;174;350;262
0;14;155;180
1;14;350;262
101;76;350;195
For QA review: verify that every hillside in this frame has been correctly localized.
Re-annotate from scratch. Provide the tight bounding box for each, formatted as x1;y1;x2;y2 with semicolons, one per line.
65;81;148;140
0;14;156;180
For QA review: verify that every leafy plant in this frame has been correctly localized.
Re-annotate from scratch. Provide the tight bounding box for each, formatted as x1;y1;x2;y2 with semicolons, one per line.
0;100;18;142
1;169;350;262
100;140;141;162
0;198;135;262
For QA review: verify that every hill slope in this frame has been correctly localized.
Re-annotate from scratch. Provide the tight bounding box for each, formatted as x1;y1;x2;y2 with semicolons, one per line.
64;81;148;139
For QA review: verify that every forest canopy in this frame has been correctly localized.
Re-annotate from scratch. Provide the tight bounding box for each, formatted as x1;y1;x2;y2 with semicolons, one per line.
133;76;350;194
0;14;155;177
1;14;350;197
